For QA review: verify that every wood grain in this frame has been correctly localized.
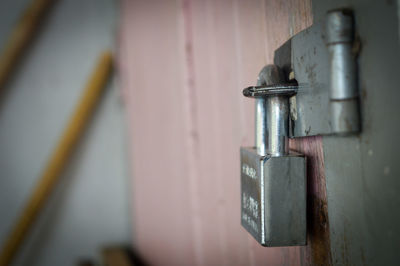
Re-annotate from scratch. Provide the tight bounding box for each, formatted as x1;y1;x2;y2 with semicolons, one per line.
119;0;330;265
290;137;331;266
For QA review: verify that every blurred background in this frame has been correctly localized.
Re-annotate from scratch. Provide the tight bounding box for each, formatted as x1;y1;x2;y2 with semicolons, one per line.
0;0;399;266
0;0;131;265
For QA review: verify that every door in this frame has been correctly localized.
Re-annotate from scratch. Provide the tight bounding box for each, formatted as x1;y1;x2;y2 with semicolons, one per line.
118;0;399;265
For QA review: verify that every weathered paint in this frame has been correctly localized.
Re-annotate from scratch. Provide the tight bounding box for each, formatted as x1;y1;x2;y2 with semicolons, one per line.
119;0;330;265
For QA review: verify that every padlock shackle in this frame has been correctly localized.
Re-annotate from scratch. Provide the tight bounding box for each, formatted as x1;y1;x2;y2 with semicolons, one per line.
265;95;289;156
253;65;291;156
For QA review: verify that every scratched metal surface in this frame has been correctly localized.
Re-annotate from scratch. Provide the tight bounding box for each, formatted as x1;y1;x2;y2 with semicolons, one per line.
274;21;333;137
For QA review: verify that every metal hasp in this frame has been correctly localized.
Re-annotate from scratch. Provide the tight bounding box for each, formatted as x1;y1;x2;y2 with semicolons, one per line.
240;8;360;246
274;9;360;137
240;65;307;246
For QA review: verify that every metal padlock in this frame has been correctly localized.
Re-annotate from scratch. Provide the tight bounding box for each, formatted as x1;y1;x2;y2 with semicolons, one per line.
240;65;306;246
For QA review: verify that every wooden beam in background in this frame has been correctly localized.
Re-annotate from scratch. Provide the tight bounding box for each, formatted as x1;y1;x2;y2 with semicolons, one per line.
0;51;113;266
0;0;56;89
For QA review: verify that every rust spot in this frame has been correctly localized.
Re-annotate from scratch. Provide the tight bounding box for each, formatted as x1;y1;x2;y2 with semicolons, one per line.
308;197;331;266
361;87;367;101
290;136;332;266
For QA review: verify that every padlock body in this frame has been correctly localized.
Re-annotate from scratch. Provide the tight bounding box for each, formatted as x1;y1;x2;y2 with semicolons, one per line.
240;147;307;246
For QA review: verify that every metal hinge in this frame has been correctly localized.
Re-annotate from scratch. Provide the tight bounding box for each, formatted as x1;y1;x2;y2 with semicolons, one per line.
246;9;360;138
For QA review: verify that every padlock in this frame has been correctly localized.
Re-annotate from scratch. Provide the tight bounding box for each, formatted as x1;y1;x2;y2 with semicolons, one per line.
240;65;307;246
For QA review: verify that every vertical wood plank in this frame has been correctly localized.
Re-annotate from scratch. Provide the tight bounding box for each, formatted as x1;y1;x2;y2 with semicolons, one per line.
118;1;196;265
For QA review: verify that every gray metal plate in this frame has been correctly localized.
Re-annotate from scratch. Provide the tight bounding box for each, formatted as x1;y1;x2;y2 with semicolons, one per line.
275;22;332;137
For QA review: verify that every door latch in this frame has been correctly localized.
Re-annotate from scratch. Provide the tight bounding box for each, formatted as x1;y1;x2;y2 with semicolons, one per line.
240;9;359;246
